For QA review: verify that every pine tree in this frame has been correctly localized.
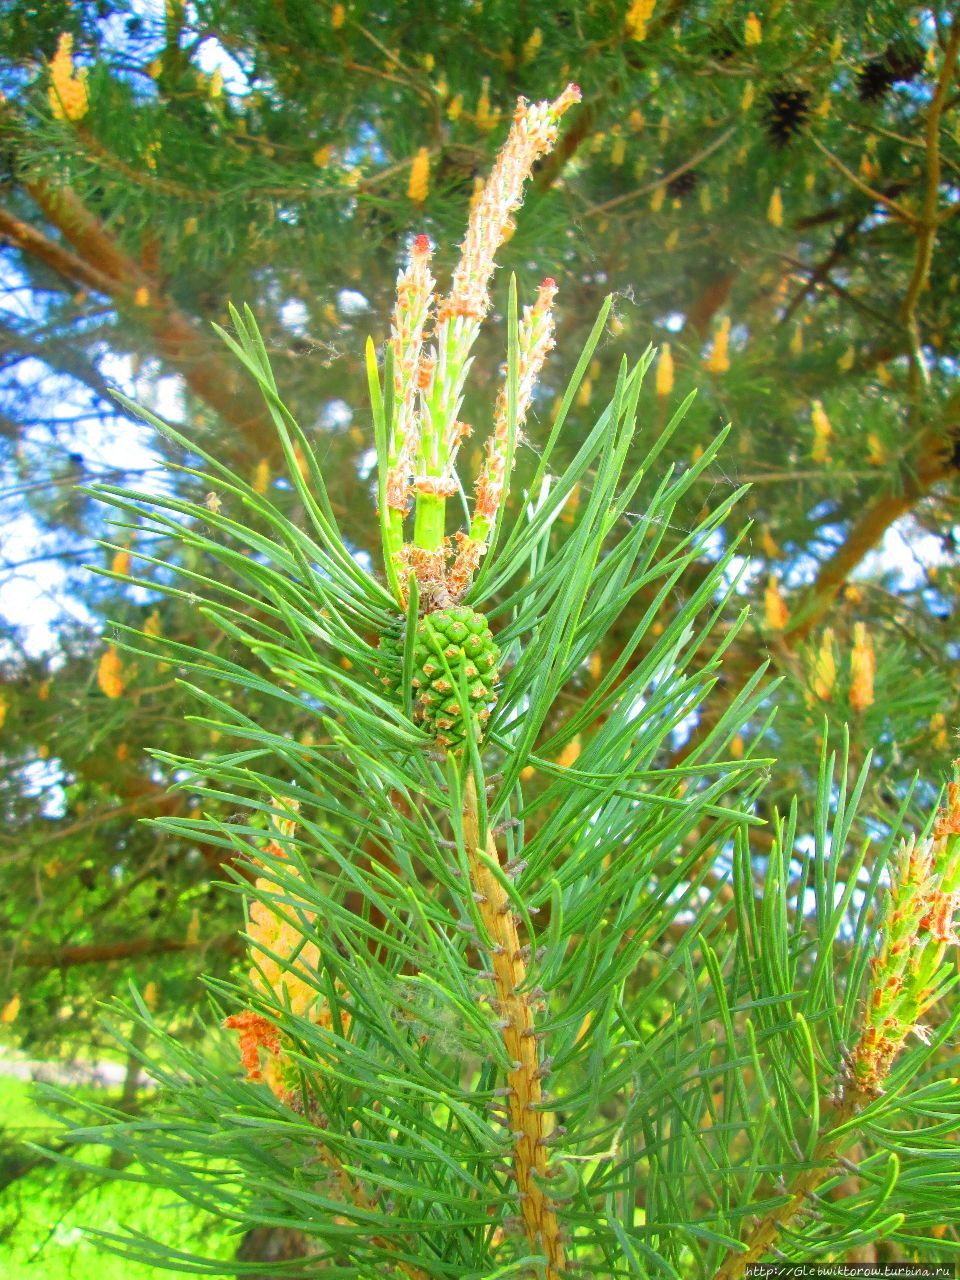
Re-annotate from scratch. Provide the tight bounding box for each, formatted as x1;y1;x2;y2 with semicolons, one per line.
2;6;960;1252
52;87;960;1276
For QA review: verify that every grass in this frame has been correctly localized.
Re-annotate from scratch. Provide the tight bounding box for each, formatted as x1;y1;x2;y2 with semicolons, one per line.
0;1074;236;1278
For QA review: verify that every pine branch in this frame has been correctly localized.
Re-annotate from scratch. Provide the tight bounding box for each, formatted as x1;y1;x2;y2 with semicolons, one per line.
32;54;960;1269
808;136;918;228
900;13;960;392
585;123;738;218
534;0;692;192
7;934;242;969
784;419;957;643
6;180;282;461
0;202;121;296
24;182;154;290
778;215;866;327
463;772;565;1278
313;1137;431;1280
1;796;163;862
793;181;913;230
713;1090;864;1280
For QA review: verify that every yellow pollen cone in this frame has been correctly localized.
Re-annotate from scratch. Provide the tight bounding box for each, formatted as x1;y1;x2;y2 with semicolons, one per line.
764;576;789;631
407;147;430;203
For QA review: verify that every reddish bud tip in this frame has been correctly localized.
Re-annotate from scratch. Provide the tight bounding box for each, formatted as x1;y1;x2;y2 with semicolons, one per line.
541;277;557;290
570;84;582;100
413;233;431;254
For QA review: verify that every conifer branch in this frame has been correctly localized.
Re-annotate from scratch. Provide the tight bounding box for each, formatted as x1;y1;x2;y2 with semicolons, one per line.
463;773;565;1279
313;1137;432;1280
777;215;867;326
6;933;242;969
585;123;737;217
808;136;918;226
712;1091;863;1280
4;180;282;459
717;779;960;1274
26;33;960;1266
24;182;152;289
900;13;960;392
0;202;122;296
784;421;957;643
533;0;691;192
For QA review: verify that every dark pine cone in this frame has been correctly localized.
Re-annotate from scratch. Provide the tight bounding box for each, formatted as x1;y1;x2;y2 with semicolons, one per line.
666;169;699;200
883;37;924;82
857;57;897;102
858;38;924;102
763;87;812;148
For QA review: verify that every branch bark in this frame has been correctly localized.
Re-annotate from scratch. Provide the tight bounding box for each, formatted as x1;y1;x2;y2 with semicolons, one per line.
785;423;957;644
0;203;121;296
463;774;565;1279
3;182;283;462
8;933;242;969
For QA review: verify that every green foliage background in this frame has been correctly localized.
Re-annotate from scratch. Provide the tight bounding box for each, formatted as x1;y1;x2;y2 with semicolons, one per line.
0;1077;234;1275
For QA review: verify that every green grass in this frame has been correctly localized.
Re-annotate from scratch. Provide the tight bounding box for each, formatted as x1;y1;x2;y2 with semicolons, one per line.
0;1076;236;1278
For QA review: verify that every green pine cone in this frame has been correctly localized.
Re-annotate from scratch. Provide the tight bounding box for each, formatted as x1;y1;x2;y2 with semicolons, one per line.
374;626;404;695
412;607;500;752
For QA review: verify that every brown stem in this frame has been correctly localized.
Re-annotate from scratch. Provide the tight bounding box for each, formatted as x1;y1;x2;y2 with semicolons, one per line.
314;1136;430;1280
794;181;913;230
463;774;565;1279
4;183;281;461
0;203;121;295
778;215;865;327
685;270;737;338
784;424;956;644
713;1091;863;1280
24;182;152;288
7;933;242;969
585;124;737;218
808;136;918;227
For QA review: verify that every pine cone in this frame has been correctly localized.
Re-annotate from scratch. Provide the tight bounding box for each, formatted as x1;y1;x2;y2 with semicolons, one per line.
411;607;500;752
762;87;811;148
666;169;699;200
857;57;897;102
375;625;405;695
857;41;922;103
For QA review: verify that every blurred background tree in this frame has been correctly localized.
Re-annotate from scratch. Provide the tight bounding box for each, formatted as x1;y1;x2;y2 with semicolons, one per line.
0;0;958;1264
